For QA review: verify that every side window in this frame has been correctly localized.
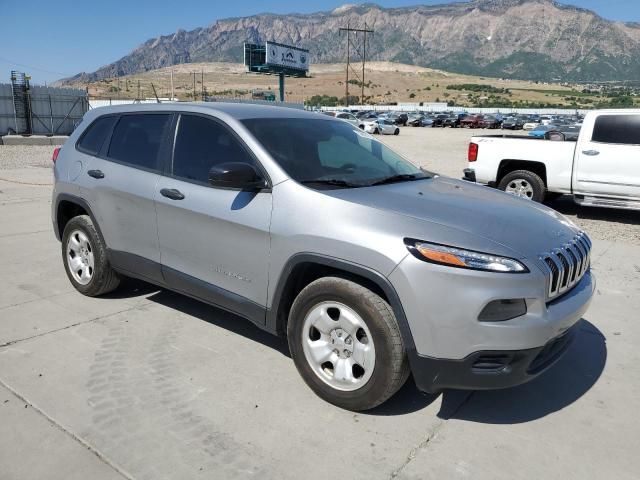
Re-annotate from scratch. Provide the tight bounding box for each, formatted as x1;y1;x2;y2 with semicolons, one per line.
592;115;640;145
77;116;117;155
172;114;256;184
107;114;171;170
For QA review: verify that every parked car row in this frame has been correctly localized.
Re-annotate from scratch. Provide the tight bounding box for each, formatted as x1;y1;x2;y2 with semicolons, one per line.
321;110;585;137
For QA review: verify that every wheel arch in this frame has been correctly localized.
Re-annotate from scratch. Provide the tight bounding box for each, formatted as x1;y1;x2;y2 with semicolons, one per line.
266;254;416;351
497;159;547;187
55;194;105;245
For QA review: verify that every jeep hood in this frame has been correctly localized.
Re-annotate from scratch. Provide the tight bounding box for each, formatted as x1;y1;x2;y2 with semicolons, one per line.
324;176;579;258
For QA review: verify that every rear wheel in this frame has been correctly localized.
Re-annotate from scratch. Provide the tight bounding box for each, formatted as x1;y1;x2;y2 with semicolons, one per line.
287;277;409;411
498;170;546;202
62;215;120;296
373;128;380;134
394;129;400;135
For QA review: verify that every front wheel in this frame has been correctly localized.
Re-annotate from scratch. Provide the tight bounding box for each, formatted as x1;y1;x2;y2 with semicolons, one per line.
373;128;379;134
287;277;409;411
498;170;546;202
394;129;400;135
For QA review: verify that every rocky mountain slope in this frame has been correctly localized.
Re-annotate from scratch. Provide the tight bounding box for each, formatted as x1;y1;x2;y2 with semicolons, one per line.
61;0;640;83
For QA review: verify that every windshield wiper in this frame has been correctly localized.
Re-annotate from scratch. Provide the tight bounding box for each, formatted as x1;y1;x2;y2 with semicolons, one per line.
368;174;429;186
300;179;363;188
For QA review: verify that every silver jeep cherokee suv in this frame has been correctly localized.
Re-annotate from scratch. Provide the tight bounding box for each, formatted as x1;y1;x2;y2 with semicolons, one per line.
52;103;595;411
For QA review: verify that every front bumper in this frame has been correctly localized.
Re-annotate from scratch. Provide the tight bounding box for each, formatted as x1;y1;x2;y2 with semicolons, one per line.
409;320;579;393
389;250;595;392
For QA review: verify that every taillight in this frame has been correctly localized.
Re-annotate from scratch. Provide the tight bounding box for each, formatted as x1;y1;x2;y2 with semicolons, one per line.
52;147;61;163
468;142;478;162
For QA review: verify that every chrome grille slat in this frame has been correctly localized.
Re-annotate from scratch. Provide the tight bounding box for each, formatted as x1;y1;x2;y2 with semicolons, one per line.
556;251;570;290
540;232;592;301
565;247;578;284
573;241;585;275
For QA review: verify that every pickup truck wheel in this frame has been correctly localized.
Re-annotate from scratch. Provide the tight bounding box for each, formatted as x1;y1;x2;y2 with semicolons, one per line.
61;215;120;296
287;277;409;411
499;170;546;202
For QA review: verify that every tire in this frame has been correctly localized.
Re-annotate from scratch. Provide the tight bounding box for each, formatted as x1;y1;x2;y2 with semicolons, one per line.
373;128;379;134
394;129;400;135
61;215;120;296
498;170;546;202
287;277;409;411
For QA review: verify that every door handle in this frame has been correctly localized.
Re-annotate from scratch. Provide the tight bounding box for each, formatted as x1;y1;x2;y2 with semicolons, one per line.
582;150;600;156
87;169;104;179
160;188;185;200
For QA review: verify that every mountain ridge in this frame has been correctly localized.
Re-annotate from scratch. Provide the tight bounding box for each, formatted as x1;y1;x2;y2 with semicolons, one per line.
60;0;640;84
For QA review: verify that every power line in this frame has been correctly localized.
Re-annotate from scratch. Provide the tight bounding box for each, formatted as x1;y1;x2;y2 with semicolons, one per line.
0;56;74;77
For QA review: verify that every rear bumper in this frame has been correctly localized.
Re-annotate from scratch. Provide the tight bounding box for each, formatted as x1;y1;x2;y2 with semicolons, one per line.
462;168;476;182
410;321;579;393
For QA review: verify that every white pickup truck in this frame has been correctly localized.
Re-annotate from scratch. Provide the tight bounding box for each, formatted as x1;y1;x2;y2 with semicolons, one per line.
463;109;640;211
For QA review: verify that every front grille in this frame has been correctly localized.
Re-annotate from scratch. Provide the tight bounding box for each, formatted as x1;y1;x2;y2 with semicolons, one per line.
540;232;591;301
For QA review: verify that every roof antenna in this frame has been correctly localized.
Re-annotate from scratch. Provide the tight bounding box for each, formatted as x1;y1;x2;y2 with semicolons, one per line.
151;83;161;103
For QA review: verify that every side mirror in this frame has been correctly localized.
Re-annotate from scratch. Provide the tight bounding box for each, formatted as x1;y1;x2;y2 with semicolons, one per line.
208;162;267;190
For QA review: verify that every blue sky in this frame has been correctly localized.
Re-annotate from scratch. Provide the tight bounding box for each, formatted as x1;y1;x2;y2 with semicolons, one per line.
1;0;638;84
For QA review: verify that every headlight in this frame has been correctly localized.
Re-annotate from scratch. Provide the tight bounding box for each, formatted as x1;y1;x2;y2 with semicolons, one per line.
405;239;528;273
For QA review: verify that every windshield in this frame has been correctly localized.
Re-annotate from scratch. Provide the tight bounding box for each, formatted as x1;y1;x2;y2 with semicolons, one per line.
242;118;429;188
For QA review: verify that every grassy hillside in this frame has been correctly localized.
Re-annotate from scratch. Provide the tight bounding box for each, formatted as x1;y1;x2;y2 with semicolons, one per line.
77;61;636;108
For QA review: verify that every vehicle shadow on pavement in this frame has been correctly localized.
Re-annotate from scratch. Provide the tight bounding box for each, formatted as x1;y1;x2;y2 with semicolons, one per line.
107;281;606;419
105;277;292;356
548;197;640;225
441;319;606;424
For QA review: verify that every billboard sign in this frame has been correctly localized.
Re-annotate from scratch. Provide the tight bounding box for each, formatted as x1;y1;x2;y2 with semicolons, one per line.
266;42;309;72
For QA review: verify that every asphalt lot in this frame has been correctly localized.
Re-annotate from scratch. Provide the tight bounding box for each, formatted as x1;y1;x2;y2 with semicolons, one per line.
0;128;639;479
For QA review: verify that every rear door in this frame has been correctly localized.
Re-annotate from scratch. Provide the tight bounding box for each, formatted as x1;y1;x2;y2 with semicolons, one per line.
573;113;640;199
154;113;272;321
84;112;172;282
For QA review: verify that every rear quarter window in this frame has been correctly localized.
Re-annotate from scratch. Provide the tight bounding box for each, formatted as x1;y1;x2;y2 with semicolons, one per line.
76;116;117;155
591;115;640;145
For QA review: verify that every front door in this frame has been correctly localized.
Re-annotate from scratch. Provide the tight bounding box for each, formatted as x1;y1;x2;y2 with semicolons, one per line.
155;113;272;323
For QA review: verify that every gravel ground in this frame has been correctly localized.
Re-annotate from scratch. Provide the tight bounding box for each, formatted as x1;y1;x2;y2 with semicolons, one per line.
1;129;638;245
0;145;55;169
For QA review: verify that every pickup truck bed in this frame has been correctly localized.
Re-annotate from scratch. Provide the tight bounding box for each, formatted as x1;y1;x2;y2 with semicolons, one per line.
470;135;577;194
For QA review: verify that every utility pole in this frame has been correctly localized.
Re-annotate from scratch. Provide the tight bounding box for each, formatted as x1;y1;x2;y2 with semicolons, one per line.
192;72;196;101
345;22;350;106
362;22;368;104
339;23;374;106
170;69;174;100
137;80;141;100
201;70;204;100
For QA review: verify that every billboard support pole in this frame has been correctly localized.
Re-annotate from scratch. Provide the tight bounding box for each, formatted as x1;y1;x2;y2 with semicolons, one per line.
278;73;285;102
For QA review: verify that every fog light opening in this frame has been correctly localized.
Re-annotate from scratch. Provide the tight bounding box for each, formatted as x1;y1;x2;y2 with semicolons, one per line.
478;299;527;322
